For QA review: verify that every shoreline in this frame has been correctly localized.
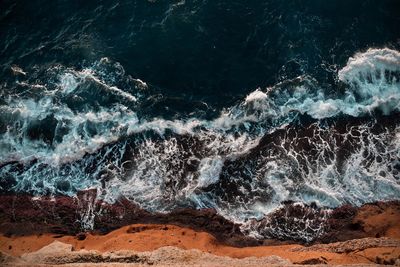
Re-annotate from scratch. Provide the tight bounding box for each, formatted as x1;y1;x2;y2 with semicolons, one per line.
1;195;400;265
1;192;399;244
1;224;399;266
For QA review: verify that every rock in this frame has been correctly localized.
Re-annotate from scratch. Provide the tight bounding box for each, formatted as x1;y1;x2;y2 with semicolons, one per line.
20;241;148;265
291;237;400;253
294;257;328;265
17;242;291;266
0;251;18;265
140;246;291;266
21;241;74;264
34;240;73;254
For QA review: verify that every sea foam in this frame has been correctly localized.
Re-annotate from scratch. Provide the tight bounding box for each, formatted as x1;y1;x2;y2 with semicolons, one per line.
1;48;400;239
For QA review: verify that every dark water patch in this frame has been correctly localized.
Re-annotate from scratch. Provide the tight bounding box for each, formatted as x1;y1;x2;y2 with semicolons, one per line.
1;0;399;111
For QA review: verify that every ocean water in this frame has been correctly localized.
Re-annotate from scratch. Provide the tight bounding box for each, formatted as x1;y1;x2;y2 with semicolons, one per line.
1;0;400;240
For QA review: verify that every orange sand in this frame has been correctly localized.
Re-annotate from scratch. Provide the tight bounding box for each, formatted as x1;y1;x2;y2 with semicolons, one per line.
1;224;399;265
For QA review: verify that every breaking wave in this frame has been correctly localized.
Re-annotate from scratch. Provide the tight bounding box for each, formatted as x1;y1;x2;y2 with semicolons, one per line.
1;48;400;240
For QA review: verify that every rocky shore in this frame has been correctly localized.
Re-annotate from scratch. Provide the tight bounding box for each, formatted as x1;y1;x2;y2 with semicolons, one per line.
1;227;399;266
0;193;399;265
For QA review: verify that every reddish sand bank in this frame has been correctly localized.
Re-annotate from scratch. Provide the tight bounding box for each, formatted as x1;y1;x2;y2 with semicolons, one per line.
1;223;400;265
1;198;400;265
1;192;400;246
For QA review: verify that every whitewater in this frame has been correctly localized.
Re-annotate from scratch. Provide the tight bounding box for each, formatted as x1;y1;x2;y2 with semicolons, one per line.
0;47;400;239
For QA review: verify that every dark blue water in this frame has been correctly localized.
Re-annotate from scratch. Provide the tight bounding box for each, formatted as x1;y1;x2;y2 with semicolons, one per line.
2;0;399;114
1;0;400;241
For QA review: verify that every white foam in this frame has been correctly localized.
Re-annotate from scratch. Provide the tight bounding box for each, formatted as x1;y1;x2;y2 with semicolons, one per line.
0;98;139;165
245;89;268;104
59;73;79;94
2;49;400;235
59;69;137;102
238;48;400;120
338;48;400;83
11;65;27;76
197;157;224;188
